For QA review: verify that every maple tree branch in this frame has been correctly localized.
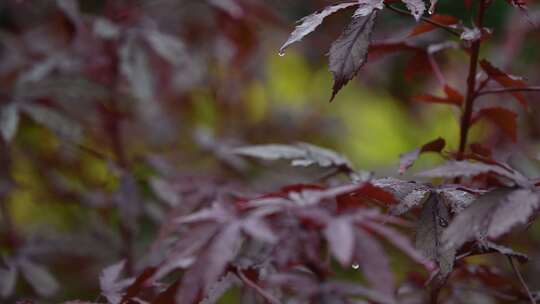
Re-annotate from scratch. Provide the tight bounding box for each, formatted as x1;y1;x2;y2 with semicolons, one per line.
384;4;461;37
236;269;281;304
508;257;537;304
477;86;540;96
457;0;488;161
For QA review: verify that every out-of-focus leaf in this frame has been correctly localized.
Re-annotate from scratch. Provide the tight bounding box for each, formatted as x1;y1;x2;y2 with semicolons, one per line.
18;259;59;297
402;0;426;21
176;223;243;304
21;104;83;142
279;2;359;55
145;30;188;66
363;221;434;270
329;11;377;101
93;18;120;40
0;263;17;298
409;14;458;36
355;229;395;295
480;60;527;108
0;103;19;143
324;217;355;266
505;0;527;8
242;217;277;244
399;137;445;174
233;143;352;169
460;27;481;41
414;85;464;107
207;0;244;18
475;107;518;142
99;260;135;304
149;177;180;207
199;272;241;304
415;193;455;282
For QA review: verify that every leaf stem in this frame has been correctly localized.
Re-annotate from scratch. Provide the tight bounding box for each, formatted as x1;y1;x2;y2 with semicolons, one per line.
384;4;461;37
457;0;488;161
508;257;537;304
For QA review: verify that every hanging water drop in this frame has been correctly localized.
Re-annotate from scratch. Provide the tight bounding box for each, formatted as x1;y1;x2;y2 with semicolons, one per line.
439;217;448;227
278;52;285;57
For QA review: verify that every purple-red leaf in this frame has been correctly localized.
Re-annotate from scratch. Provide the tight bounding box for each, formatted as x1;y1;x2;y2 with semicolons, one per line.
355;229;395;296
480;60;528;108
279;2;359;55
402;0;426;21
415;193;455;280
399;137;446;174
329;12;377;101
474;107;518;142
324;217;355;266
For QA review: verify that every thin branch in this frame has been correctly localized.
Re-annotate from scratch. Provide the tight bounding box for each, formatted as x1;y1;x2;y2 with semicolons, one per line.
385;4;461;37
477;86;540;97
508;257;537;304
236;269;281;304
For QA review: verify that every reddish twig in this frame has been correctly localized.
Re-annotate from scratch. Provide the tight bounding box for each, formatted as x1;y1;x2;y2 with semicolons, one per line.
457;0;489;161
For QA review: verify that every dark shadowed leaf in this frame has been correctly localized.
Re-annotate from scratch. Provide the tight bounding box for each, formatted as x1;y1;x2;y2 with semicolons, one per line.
329;12;377;101
324;217;355;266
0;103;19;143
145;30;188;66
279;2;359;55
355;229;395;295
480;60;527;108
415;193;455;281
402;0;426;20
399;137;445;174
409;14;458;37
475;107;518;142
18;259;59;297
